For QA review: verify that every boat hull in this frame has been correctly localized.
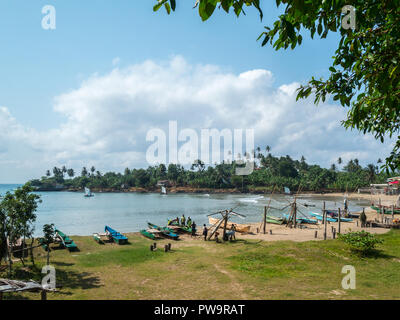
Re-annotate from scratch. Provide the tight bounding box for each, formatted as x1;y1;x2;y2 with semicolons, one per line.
208;217;251;233
105;226;128;245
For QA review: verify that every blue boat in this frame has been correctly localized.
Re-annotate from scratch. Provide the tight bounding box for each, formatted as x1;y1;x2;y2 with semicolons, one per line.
105;226;128;244
309;212;352;223
282;213;304;224
309;212;337;222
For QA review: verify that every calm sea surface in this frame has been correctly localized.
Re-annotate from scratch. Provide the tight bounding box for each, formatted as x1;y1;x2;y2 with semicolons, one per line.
0;184;370;236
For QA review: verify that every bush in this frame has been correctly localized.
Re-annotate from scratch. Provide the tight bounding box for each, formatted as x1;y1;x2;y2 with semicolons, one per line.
339;231;384;255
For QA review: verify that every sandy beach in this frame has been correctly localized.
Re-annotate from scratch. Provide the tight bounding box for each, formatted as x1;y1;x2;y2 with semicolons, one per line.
191;192;400;243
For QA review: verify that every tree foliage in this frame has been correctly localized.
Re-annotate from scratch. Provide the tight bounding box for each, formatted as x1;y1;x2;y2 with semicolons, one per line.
31;151;397;193
153;0;400;172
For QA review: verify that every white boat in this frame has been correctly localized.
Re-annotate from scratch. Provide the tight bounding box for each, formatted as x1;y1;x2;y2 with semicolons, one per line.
84;187;94;197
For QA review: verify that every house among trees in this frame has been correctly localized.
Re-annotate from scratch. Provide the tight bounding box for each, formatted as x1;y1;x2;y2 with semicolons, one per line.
157;180;172;187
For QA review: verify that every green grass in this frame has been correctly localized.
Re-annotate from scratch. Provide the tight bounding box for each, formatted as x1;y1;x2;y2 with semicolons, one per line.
1;230;400;300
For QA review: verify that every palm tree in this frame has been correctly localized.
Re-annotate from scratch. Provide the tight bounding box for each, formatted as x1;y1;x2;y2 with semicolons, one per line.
366;164;376;183
67;169;74;178
81;167;88;177
61;166;67;177
377;158;382;164
90;166;96;175
330;163;336;171
266;145;271;154
337;157;342;165
46;170;51;177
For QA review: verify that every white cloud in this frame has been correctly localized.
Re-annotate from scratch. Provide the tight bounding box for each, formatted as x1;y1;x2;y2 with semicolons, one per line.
0;56;394;182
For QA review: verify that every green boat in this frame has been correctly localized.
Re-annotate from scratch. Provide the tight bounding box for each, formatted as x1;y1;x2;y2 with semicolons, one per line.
265;216;285;225
371;206;400;214
38;238;49;251
140;229;158;240
93;233;105;244
55;229;78;251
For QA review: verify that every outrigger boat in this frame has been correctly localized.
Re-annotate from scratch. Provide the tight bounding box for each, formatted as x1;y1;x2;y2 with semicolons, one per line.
147;222;179;240
105;226;128;244
309;212;352;222
140;229;162;240
93;233;108;244
371;205;400;214
55;229;78;251
326;209;359;219
208;217;251;233
166;221;192;234
265;215;286;225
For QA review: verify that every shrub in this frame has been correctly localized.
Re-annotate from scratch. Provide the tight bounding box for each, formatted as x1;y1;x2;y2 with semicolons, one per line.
339;231;384;255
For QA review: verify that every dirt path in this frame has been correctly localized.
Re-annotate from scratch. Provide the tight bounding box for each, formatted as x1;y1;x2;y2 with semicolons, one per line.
213;263;249;299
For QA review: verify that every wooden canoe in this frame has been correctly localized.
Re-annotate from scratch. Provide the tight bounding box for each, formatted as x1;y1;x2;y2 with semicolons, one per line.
208;217;251;233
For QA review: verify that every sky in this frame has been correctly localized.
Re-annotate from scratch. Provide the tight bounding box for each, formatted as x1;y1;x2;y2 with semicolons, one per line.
0;1;394;183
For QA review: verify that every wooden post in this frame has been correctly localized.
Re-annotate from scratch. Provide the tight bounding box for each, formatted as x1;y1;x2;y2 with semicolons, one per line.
168;243;171;251
269;229;272;235
314;231;318;239
207;217;225;240
392;205;395;221
379;198;383;222
150;245;154;251
41;290;47;300
153;243;157;249
263;206;267;234
338;208;341;234
222;212;228;241
293;201;297;229
322;201;326;224
324;209;327;240
164;244;169;252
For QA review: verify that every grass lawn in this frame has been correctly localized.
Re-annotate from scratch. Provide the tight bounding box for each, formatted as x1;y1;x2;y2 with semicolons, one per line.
1;229;400;300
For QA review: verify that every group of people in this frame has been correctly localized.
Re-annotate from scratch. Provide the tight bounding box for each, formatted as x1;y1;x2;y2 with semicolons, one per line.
167;215;237;241
201;223;236;242
168;214;197;237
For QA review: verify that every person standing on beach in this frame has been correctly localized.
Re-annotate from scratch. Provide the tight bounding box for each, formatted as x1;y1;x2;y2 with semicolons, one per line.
181;214;186;226
187;217;192;228
191;221;196;237
202;224;208;240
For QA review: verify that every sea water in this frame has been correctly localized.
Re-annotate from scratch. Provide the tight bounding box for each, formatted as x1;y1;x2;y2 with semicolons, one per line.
0;185;370;236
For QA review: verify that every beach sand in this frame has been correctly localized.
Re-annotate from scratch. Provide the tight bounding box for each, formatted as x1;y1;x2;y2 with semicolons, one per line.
179;192;400;243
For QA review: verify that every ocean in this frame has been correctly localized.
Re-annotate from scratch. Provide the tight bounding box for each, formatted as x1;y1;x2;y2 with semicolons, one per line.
0;184;370;236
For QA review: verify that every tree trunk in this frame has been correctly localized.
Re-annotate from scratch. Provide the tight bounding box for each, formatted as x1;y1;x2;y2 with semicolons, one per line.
29;238;35;265
47;249;50;265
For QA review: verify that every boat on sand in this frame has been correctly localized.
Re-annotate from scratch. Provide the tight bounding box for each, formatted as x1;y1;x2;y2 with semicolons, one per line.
208;217;251;233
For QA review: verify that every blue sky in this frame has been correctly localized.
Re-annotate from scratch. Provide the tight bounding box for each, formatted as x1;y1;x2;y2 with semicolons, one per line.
0;1;392;182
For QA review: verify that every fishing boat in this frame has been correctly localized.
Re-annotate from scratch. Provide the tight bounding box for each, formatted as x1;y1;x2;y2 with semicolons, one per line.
265;216;285;225
167;219;192;233
208;217;251;233
55;229;78;251
147;222;179;240
371;205;400;214
93;233;108;244
327;209;359;219
309;212;337;222
84;187;94;197
140;229;162;240
309;212;352;222
281;213;307;224
105;226;128;244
